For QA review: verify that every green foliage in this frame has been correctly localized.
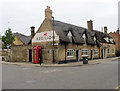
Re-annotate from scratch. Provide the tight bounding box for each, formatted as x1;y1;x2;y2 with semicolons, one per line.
2;28;15;49
0;34;1;40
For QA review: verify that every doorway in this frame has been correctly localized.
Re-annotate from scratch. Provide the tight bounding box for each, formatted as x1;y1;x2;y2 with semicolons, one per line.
91;50;93;60
103;49;106;58
76;50;79;61
29;49;32;62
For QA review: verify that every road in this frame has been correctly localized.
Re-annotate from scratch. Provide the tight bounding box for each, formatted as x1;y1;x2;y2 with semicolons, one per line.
2;59;119;89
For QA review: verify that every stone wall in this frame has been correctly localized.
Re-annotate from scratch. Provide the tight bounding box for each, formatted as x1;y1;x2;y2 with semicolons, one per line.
10;45;32;62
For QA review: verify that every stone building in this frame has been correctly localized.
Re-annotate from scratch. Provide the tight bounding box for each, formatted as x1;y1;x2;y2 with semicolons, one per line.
32;6;116;64
10;31;34;62
109;29;120;56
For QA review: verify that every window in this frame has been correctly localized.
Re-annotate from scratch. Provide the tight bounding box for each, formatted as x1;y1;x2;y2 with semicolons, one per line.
109;39;113;43
34;50;37;62
67;49;74;57
108;48;110;55
69;36;72;43
82;34;86;39
67;31;72;43
82;49;89;57
112;49;114;54
94;49;98;56
104;37;109;42
94;36;96;41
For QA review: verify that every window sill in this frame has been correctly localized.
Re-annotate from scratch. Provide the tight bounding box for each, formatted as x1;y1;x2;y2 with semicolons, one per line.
82;55;88;57
67;56;74;58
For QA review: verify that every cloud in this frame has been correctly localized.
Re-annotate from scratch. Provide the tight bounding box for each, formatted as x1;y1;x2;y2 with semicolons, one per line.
0;0;119;35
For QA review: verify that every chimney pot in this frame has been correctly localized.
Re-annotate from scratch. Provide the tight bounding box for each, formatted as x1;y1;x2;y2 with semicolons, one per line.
45;6;52;19
31;26;35;44
104;26;107;34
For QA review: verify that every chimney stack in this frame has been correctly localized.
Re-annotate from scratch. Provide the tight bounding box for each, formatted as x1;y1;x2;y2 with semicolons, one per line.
104;26;107;34
87;20;93;31
31;26;35;44
45;6;52;19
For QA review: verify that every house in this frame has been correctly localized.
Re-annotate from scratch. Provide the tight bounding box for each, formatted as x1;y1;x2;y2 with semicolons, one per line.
13;32;31;45
109;29;120;56
32;6;116;64
10;28;35;62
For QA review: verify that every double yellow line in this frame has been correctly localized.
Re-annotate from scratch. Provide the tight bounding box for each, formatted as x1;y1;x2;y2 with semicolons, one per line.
115;85;120;91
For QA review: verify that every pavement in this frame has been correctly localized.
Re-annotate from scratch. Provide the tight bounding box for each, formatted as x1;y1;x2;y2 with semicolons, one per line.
1;57;120;67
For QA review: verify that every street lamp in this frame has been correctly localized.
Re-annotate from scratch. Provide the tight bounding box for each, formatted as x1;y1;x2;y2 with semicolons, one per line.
7;44;10;62
101;27;103;59
52;16;55;64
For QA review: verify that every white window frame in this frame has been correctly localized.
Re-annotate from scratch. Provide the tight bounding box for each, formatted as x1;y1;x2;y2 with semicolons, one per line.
109;39;113;43
107;48;110;55
67;31;72;43
82;34;86;39
68;36;72;43
67;49;74;57
112;49;114;54
94;36;96;41
82;49;89;57
94;49;98;56
104;37;109;42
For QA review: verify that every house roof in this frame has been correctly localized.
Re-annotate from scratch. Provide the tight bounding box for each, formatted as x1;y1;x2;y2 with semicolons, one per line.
51;20;97;45
50;20;115;45
93;30;115;44
14;33;31;45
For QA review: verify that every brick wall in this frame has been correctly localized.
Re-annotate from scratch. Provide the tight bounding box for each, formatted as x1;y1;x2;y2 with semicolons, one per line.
109;32;120;51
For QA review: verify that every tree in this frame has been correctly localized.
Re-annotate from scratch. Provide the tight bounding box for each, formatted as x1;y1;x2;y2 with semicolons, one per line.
2;28;15;49
0;34;2;40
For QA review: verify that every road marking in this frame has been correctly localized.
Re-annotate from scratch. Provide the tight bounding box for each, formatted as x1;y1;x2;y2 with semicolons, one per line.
115;85;120;91
39;69;62;73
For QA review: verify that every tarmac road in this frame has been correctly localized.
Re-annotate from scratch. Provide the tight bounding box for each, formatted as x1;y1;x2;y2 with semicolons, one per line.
2;59;119;89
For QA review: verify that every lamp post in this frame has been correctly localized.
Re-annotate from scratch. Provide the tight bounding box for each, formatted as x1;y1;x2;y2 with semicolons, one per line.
52;16;55;64
101;27;103;59
7;44;10;62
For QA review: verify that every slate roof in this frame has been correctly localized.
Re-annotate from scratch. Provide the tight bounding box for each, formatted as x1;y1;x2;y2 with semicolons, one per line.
14;33;31;45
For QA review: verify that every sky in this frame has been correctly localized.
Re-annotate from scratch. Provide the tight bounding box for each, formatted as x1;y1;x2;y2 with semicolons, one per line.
0;0;119;36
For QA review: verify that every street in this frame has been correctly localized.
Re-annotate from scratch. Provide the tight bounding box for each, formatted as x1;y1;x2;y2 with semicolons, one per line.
2;59;119;89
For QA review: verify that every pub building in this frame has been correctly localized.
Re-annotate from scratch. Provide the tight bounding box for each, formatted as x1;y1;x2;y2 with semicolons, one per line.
31;6;116;64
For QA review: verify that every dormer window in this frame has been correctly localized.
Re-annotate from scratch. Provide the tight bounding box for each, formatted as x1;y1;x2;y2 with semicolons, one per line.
82;34;86;39
109;39;113;43
67;31;72;43
104;37;109;42
94;36;96;41
82;33;86;44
